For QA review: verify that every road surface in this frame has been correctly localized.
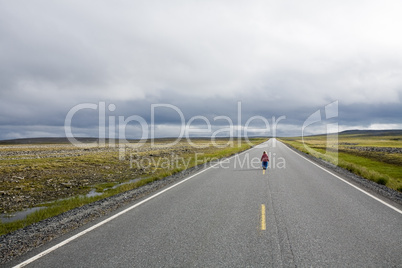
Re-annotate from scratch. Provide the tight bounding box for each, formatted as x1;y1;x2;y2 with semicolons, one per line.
10;139;402;267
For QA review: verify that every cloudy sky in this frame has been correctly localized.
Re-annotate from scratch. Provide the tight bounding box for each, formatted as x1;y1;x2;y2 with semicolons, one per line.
1;0;401;140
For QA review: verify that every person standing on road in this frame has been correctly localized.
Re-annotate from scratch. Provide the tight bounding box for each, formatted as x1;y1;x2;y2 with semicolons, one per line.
261;151;269;171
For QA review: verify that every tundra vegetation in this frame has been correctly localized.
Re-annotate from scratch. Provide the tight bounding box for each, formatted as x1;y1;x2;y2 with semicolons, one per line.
279;131;402;192
0;138;266;235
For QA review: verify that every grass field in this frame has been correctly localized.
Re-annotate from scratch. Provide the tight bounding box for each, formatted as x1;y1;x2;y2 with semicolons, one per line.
279;130;402;192
0;138;266;235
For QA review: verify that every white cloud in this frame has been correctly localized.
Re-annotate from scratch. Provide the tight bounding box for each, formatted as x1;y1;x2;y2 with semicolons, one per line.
368;123;402;130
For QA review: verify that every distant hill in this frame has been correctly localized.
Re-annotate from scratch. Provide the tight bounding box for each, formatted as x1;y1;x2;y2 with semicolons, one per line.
282;129;402;138
339;129;402;136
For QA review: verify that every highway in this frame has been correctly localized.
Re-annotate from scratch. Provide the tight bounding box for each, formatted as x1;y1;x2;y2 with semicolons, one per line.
10;139;402;267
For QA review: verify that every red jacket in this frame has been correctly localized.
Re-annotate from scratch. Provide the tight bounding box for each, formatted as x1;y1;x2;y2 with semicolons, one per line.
261;153;269;162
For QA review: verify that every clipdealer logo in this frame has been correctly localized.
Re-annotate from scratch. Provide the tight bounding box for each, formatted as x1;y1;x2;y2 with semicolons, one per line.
64;101;286;160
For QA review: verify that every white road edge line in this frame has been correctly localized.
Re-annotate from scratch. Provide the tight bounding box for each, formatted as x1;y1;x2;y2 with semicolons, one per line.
13;145;257;268
281;140;402;215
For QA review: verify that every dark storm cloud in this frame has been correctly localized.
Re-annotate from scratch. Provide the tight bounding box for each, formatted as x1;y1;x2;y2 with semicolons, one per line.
0;0;401;140
338;103;402;128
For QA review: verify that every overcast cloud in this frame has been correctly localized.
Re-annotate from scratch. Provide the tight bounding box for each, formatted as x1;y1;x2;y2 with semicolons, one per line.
0;0;401;140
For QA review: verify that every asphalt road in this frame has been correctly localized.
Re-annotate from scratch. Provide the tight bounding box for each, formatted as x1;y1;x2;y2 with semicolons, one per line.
11;139;402;267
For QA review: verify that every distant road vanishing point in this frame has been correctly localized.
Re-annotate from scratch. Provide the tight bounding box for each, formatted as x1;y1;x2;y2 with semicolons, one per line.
10;139;402;267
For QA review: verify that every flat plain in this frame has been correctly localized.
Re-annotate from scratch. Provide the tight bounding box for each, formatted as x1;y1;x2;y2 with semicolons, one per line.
0;138;265;235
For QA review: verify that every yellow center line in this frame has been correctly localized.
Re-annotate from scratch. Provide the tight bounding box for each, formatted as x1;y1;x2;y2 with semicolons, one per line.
261;204;266;230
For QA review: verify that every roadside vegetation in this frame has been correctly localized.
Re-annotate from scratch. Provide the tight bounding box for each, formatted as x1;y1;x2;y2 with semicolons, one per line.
279;131;402;192
0;138;266;235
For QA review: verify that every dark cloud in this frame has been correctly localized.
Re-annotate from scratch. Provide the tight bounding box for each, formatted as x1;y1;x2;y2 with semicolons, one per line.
0;0;401;140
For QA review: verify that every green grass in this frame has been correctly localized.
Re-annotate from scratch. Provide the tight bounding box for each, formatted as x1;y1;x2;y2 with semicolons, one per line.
0;138;267;235
0;195;103;236
279;133;402;191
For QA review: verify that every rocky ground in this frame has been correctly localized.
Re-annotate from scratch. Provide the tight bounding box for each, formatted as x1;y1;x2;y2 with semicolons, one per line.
348;146;402;154
0;142;214;214
341;145;402;167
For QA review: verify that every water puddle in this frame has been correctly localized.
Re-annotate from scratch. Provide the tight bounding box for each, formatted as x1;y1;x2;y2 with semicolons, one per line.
0;207;44;223
0;178;145;223
85;189;104;198
0;189;103;223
